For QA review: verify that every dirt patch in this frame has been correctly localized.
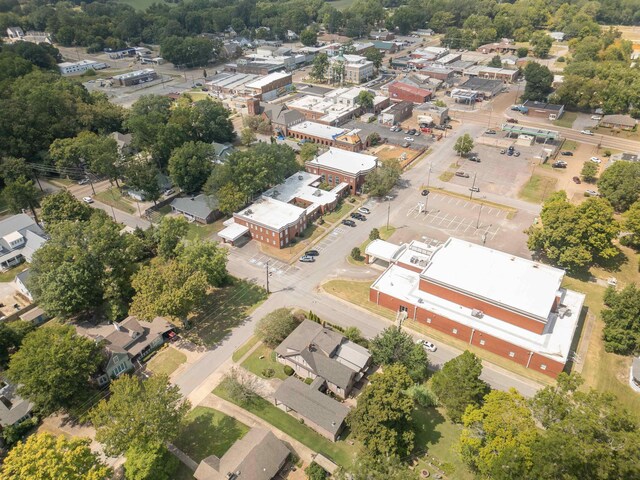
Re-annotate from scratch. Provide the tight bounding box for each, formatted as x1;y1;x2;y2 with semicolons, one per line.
372;145;423;168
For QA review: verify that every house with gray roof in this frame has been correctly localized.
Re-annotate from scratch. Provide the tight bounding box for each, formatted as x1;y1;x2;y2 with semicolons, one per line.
211;142;235;162
0;377;33;430
275;320;372;399
76;316;175;386
261;103;306;136
171;194;220;224
194;427;290;480
0;214;47;271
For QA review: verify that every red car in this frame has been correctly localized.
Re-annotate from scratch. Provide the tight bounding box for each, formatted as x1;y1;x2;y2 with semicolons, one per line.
572;176;581;184
507;118;519;124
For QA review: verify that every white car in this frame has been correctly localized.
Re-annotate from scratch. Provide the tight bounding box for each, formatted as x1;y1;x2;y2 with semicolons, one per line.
590;157;602;164
591;115;602;121
581;130;594;135
404;136;415;142
416;339;437;352
357;207;371;215
82;196;94;204
585;189;600;197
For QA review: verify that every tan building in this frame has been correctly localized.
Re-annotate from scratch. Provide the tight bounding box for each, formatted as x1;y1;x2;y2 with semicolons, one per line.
328;54;374;84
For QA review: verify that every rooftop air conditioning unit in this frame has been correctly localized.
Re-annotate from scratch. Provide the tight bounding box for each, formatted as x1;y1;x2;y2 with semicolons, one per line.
471;309;484;318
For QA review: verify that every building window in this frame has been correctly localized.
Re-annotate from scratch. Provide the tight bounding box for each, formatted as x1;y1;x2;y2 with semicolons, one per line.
509;351;515;358
452;328;458;334
540;364;547;371
260;227;263;232
280;240;283;246
479;339;485;346
399;305;408;312
426;318;432;324
335;175;340;183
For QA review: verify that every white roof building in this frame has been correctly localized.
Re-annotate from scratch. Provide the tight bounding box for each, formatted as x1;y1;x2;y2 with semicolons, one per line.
308;148;378;176
235;197;305;231
289;121;348;141
244;71;291;90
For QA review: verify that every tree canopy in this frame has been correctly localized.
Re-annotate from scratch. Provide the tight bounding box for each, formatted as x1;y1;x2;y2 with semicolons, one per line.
601;284;640;355
255;308;300;347
453;133;474;157
168;141;213;193
522;62;553;102
597;161;640;212
363;159;401;198
369;326;430;383
39;190;92;225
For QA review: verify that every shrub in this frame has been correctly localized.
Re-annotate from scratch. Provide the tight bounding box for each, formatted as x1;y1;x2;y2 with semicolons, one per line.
304;377;313;385
369;228;380;241
351;247;361;260
305;461;328;479
284;365;294;376
317;218;325;225
407;384;439;408
349;197;356;203
262;368;275;378
603;150;612;157
556;56;565;62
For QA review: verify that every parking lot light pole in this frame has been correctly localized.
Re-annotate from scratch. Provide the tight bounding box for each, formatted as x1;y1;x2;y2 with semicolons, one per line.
469;173;477;200
476;204;482;229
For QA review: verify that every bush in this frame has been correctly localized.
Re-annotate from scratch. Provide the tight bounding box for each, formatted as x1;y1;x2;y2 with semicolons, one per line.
305;461;328;479
1;416;39;447
369;228;380;241
604;150;612;157
284;365;294;376
557;56;565;62
349;197;356;203
262;368;275;378
317;218;325;225
351;247;361;260
407;384;439;408
255;308;300;347
304;377;313;385
307;311;322;323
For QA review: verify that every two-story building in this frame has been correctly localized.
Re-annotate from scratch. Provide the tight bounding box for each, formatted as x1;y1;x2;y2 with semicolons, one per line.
305;148;378;194
0;214;47;271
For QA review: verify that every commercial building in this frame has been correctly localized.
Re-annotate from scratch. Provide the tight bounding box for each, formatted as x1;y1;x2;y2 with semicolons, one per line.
229;61;284;75
522;100;565;119
414;102;449;126
369;238;585;378
328;54;374;84
288;121;366;152
435;53;462;65
476;40;518;54
463;65;519;82
388;81;433;104
459;77;504;99
380;101;413;126
369;29;394;41
306;147;378;193
413;46;449;59
58;59;108;75
372;40;397;53
421;65;455;82
5;27;50;44
113;69;158;86
208;71;292;101
244;71;293;101
0;214;47;271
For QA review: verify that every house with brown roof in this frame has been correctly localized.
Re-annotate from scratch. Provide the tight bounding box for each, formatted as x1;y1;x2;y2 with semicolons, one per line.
76;316;175;386
599;114;637;131
194;427;290;480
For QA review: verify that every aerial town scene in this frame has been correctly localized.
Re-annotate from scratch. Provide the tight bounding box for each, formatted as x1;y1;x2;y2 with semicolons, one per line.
1;0;640;478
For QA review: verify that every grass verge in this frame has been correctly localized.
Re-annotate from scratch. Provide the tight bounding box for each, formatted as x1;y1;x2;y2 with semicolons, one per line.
553;111;577;129
94;187;136;214
232;336;260;363
439;171;454;182
518;174;558;203
174;407;249;463
561;139;578;151
146;346;186;377
348;225;396;266
323;200;356;224
213;384;358;468
241;344;289;380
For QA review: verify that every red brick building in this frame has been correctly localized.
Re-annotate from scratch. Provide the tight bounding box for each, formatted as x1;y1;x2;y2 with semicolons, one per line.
388;82;433;104
305;148;378;194
288;121;365;152
367;238;585;378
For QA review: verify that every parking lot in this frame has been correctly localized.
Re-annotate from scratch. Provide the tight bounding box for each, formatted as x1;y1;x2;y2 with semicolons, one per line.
343;119;433;149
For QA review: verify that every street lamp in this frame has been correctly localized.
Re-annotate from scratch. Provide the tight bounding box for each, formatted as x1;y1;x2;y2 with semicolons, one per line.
469;172;477;200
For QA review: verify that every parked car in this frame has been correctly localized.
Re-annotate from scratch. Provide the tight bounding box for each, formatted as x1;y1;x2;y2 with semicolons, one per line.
414;130;421;136
194;82;203;87
389;125;396;131
572;176;581;184
507;150;513;156
78;177;89;185
404;137;415;142
402;142;411;148
416;339;437;352
514;151;520;157
585;189;600;197
506;118;519;124
408;129;417;135
445;124;452;129
299;255;315;263
561;151;574;156
552;161;567;168
351;213;366;221
305;250;319;257
469;186;480;193
82;196;94;204
468;155;481;162
455;171;470;178
163;189;175;196
581;130;594;135
421;189;430;196
485;129;497;135
500;149;506;154
342;219;356;227
591;115;602;121
590;157;601;164
357;207;371;214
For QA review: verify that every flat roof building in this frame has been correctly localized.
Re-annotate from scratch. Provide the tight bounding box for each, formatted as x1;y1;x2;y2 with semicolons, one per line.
522;100;565;119
58;59;108;75
388;81;433;104
288;121;366;152
306;147;378;193
463;65;519;82
459;77;504;98
369;237;585;378
113;69;158;86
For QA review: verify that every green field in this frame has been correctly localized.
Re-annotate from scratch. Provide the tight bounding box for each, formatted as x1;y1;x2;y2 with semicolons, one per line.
519;174;557;203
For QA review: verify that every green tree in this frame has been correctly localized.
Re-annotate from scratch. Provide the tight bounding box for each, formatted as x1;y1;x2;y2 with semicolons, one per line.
160;36;217;67
49;132;120;185
601;284;640;355
300;28;318;47
351;247;362;260
453;133;474;157
305;461;327;480
40;190;92;225
363;159;401;197
154;216;189;259
335;454;419;480
580;161;599;183
255;309;299;348
299;142;320;163
2;176;40;223
488;55;502;67
517;46;529;58
0;320;34;368
522;62;553;101
125;95;173;157
239;127;256;146
125;442;179;480
365;49;384;70
369;228;380;240
369;326;430;383
458;389;538;478
129;259;208;321
431;350;490;423
91;374;190;456
179;240;228;287
168;141;213;194
530;32;553;58
0;433;111;480
0;157;32;183
347;364;415;457
625;200;640;246
216;182;246;215
597;161;640;212
7;324;102;415
123;157;162;204
311;52;329;81
356;90;375;111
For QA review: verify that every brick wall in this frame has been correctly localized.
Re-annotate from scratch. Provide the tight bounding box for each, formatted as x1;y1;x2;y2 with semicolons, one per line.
305;165;363;193
233;214;307;249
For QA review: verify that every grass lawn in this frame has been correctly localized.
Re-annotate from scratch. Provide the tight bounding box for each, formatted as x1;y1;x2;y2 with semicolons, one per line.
94;187;136;214
0;262;28;283
439;171;454;182
232;336;260;363
146;346;187;377
323;200;356;224
518;174;558;203
183;91;212;102
213;384;358;468
561;139;579;151
592;125;640;141
241;344;289;380
412;406;473;480
185;218;227;242
185;277;268;347
348;225;396;266
174;407;249;463
553;111;577;129
322;279;395;321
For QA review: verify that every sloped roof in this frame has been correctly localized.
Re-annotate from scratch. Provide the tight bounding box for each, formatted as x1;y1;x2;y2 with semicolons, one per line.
171;195;219;219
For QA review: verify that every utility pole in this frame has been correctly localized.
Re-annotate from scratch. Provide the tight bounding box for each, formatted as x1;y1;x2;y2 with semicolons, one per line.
424;166;432;213
476;203;482;229
265;261;270;294
386;197;391;230
469;172;477;200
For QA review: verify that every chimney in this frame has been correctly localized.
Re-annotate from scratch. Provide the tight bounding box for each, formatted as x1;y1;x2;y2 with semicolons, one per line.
552;290;562;313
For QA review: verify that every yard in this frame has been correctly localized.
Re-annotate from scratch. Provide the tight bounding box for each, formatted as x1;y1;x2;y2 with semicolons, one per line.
232;336;260;362
241;344;289;380
184;218;227;242
561;139;579;151
174;407;249;463
348;225;396;266
553;111;577;129
94;187;136;214
0;262;28;283
184;277;268;347
213;383;358;468
145;346;186;377
323;200;356;224
412;406;474;480
518;173;558;204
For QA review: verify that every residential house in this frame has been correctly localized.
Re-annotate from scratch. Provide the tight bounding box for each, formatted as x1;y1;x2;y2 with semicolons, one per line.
76;316;175;386
369;29;394;41
549;32;566;41
599;114;637;130
127;173;172;201
274;377;350;441
171;195;220;224
6;27;24;40
194;427;290;480
256;102;306;136
275;319;372;399
14;269;33;301
0;378;33;431
211;142;235;162
19;306;48;325
111;131;133;157
0;214;47;271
